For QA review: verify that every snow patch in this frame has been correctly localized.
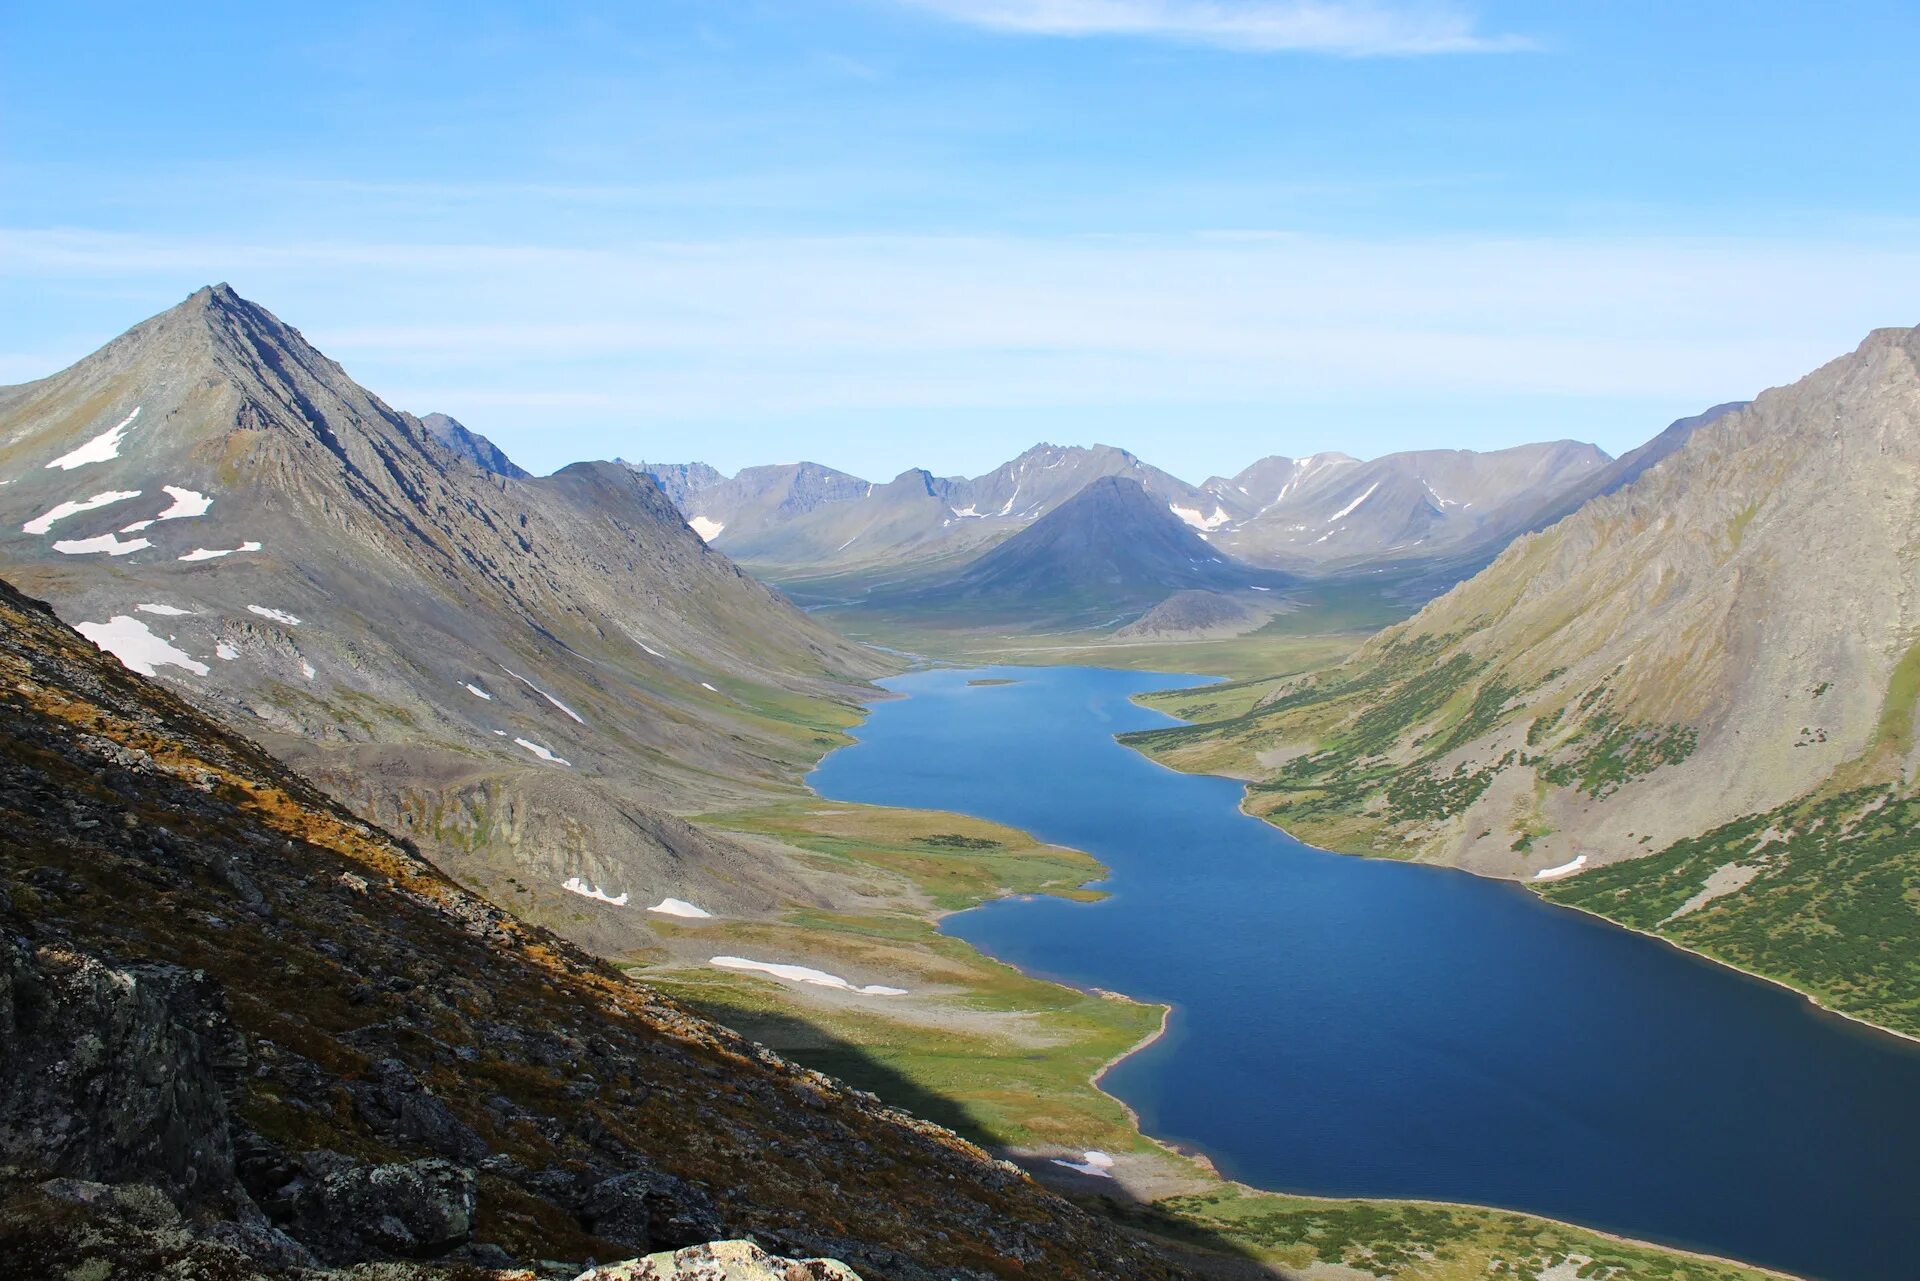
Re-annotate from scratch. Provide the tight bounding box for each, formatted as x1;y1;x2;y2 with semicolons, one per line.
515;737;571;766
649;898;713;918
700;681;718;692
300;659;316;680
46;407;140;470
1532;854;1588;881
54;533;150;556
562;877;628;906
1052;1151;1116;1178
215;642;239;661
154;485;213;520
74;616;208;677
709;956;907;996
463;683;492;700
23;489;142;534
136;603;192;617
247;605;301;626
178;541;261;562
688;516;725;542
1169;503;1231;531
502;667;586;724
950;504;980;518
1325;482;1380;523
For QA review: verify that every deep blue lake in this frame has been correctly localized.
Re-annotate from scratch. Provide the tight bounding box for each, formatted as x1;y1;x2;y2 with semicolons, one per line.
809;665;1920;1281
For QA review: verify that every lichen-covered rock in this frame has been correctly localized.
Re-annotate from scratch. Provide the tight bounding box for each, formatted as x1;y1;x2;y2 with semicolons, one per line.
579;1165;727;1252
264;1153;477;1262
577;1239;863;1280
0;935;244;1207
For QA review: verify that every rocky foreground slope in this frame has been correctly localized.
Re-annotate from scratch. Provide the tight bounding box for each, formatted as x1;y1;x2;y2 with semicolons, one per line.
1129;326;1920;1035
0;575;1198;1279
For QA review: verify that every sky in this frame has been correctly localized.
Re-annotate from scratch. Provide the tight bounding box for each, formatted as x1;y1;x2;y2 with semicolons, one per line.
5;1;1920;482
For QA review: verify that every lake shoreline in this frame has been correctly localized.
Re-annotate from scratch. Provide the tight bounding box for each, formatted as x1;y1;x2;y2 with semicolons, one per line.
797;663;1899;1280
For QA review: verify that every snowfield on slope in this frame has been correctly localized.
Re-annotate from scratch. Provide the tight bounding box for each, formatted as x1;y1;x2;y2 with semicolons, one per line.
710;956;907;995
74;615;209;677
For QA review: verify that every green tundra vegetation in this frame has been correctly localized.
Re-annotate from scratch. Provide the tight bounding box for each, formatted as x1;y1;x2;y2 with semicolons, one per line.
1544;785;1920;1038
1126;631;1698;850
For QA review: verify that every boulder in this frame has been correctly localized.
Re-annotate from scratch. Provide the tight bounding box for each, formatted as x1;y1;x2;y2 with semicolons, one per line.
576;1239;863;1281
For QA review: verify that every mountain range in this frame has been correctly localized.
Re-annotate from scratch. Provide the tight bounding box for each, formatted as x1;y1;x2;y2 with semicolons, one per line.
634;435;1663;584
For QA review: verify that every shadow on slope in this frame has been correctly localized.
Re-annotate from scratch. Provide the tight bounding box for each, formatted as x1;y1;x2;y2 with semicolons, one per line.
676;1000;1282;1278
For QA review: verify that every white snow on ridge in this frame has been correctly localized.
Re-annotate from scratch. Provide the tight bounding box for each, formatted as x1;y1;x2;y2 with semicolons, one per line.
688;516;725;542
1170;503;1232;531
562;876;628;906
1325;482;1380;524
46;407;140;471
1533;854;1588;881
247;605;301;626
136;603;193;617
23;490;142;535
710;956;907;996
178;541;262;562
515;737;571;766
648;897;713;918
1052;1151;1116;1178
54;533;151;557
502;667;586;724
74;616;208;677
950;504;980;518
155;485;213;520
463;683;492;700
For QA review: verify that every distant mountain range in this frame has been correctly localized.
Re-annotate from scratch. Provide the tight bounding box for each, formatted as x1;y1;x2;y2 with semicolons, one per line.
629;414;1740;620
0;284;890;963
633;437;1630;575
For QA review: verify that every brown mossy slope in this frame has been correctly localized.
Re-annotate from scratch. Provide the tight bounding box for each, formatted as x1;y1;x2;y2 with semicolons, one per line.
0;576;1196;1280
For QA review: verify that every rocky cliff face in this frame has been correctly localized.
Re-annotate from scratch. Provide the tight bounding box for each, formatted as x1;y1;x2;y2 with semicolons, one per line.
0;575;1194;1279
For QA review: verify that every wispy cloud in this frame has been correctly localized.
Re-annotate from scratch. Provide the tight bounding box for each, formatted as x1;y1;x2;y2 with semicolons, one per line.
892;0;1533;56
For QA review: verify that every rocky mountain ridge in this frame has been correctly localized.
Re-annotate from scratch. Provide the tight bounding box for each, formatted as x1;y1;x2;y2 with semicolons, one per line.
635;436;1619;588
0;285;893;968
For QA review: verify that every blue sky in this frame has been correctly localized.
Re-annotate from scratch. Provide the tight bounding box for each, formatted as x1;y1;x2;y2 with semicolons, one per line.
5;1;1920;481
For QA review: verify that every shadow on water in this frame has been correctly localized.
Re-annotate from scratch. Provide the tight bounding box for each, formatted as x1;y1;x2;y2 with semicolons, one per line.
678;997;1284;1279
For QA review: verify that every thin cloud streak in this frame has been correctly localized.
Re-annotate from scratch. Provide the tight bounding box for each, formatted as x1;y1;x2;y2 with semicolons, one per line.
7;224;1918;469
894;0;1533;55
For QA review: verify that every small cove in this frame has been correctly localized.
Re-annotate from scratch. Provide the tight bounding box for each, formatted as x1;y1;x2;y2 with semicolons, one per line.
809;665;1920;1281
